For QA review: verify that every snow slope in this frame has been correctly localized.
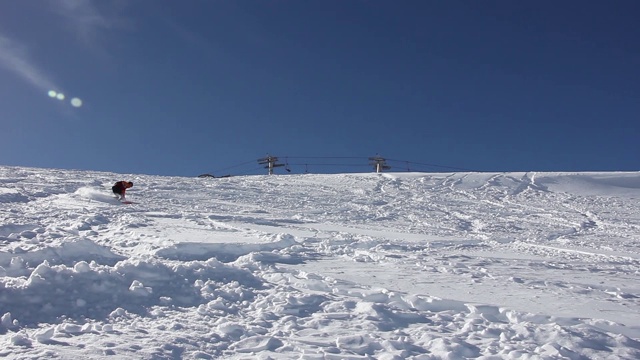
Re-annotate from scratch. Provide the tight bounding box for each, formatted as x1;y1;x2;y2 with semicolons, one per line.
1;166;639;359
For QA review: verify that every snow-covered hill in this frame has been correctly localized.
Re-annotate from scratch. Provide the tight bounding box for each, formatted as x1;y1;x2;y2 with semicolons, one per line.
1;166;639;359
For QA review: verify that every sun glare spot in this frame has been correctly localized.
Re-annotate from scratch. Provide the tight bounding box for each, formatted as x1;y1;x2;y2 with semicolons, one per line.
48;90;82;108
71;98;83;108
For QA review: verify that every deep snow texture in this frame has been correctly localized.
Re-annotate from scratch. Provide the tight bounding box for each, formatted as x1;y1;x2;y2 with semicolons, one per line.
1;166;640;359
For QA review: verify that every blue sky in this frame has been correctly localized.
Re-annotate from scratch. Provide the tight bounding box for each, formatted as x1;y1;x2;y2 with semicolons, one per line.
1;1;638;177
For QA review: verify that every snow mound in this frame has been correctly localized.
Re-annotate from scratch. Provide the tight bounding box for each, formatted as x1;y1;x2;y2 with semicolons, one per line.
1;166;639;359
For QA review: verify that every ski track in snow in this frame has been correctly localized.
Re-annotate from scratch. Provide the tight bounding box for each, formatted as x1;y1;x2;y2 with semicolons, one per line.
1;166;640;359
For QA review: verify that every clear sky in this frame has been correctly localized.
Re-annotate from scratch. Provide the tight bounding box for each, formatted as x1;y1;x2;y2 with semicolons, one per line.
1;1;638;177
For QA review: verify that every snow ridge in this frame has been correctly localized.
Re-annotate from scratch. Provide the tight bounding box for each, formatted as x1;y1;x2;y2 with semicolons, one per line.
1;166;639;359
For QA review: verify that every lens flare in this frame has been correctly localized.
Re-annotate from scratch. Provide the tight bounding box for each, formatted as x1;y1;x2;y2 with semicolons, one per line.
48;90;82;109
70;98;83;108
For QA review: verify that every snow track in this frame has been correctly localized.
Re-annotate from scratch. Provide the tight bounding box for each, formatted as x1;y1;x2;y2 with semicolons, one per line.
1;166;640;359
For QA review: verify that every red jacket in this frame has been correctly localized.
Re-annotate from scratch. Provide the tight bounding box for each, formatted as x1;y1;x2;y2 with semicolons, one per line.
112;181;131;195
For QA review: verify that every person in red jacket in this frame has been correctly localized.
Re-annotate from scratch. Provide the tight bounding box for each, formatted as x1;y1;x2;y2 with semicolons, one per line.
112;181;133;200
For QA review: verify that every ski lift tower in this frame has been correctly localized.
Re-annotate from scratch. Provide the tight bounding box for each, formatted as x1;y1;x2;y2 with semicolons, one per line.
258;155;285;175
369;156;391;173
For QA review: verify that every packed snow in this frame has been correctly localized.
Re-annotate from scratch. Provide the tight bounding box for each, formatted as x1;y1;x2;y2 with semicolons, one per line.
1;165;639;359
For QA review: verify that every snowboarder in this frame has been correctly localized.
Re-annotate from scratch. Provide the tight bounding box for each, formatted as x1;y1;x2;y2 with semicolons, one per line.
112;181;133;200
